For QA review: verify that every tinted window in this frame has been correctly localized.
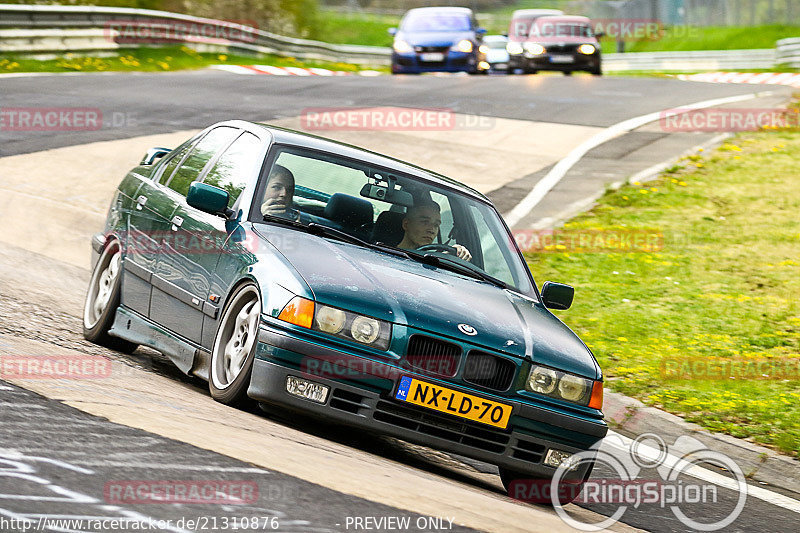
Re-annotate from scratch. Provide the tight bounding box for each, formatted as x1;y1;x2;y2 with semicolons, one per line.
165;127;239;197
158;142;194;185
203;132;263;208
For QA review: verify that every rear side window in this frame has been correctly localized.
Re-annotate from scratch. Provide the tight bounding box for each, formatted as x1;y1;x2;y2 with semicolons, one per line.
202;132;263;208
164;126;239;197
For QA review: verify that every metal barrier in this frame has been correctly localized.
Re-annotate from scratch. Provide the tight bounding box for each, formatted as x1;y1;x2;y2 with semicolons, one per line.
603;48;777;72
777;38;800;69
0;3;391;66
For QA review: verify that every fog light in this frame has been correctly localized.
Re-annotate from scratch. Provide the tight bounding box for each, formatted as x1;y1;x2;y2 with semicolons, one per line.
544;449;579;470
285;376;329;404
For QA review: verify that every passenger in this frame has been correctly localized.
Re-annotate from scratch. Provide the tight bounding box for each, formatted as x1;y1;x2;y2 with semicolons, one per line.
261;164;299;220
398;201;472;261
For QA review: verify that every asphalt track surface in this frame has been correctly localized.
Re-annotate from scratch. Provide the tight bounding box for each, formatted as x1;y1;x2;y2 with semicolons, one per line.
1;70;799;532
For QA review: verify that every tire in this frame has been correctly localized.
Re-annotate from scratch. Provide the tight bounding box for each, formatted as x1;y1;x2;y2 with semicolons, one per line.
499;463;592;505
82;239;138;353
209;283;262;405
563;70;573;76
591;65;603;76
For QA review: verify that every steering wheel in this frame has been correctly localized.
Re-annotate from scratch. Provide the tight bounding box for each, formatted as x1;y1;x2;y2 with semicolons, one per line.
417;244;458;255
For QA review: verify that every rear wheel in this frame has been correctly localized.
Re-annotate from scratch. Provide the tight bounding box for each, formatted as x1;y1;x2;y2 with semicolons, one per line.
82;239;137;353
209;283;261;405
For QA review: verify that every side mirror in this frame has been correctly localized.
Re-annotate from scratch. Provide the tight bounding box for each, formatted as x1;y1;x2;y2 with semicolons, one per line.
187;182;230;217
541;281;574;310
476;27;487;35
141;147;171;165
595;31;605;39
388;27;397;36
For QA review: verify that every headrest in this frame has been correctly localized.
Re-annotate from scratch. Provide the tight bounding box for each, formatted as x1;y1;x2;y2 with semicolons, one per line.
324;193;374;229
372;210;406;246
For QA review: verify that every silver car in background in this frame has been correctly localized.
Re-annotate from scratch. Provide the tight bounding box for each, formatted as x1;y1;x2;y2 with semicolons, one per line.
481;35;510;72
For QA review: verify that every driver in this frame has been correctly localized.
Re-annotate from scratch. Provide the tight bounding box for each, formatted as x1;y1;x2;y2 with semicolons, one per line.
260;164;299;220
397;201;472;261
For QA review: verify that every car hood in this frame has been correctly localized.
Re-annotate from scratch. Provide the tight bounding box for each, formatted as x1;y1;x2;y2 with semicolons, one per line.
397;30;475;47
253;224;599;378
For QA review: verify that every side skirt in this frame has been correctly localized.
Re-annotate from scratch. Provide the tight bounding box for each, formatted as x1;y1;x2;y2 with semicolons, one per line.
108;306;204;377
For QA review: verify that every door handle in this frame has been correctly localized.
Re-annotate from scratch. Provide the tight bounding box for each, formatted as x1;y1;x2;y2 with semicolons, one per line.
171;215;184;231
136;195;147;210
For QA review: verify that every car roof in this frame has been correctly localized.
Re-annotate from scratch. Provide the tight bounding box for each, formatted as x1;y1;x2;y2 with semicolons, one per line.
406;6;473;15
533;15;593;24
224;120;489;203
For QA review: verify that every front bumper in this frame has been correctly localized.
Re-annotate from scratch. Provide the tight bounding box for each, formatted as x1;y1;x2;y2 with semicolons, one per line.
249;323;607;479
391;51;477;73
523;53;600;72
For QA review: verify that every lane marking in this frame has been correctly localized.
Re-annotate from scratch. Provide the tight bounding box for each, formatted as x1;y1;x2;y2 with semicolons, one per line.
503;91;775;227
605;430;800;514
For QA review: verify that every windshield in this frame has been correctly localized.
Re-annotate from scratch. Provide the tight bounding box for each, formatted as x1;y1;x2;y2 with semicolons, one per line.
531;21;594;38
254;146;534;295
401;12;471;32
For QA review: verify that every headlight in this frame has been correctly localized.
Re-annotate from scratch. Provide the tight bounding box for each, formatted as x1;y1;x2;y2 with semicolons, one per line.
315;305;346;334
479;44;489;54
523;42;545;55
526;365;596;406
313;304;391;350
578;44;596;55
451;39;473;53
393;39;413;54
506;41;523;55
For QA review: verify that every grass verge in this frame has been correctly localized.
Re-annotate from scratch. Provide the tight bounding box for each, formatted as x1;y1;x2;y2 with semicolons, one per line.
0;46;368;74
524;120;800;458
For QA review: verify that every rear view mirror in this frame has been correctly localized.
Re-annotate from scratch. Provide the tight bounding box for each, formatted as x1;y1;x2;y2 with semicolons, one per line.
595;31;605;38
541;281;574;310
187;182;230;217
388;27;397;36
360;175;414;208
140;147;171;165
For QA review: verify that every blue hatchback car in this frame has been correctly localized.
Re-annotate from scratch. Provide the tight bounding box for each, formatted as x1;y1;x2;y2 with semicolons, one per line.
390;7;488;74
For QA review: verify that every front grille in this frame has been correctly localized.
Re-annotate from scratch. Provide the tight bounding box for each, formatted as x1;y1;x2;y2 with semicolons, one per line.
545;43;579;53
463;351;516;392
404;335;460;378
374;400;509;453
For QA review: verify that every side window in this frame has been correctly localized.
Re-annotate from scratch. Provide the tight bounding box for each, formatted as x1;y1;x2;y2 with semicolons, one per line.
164;126;239;197
158;142;194;184
203;132;263;208
468;204;515;285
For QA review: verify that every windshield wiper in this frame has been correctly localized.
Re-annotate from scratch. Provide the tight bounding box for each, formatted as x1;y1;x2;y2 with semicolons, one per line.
307;223;412;259
402;249;508;289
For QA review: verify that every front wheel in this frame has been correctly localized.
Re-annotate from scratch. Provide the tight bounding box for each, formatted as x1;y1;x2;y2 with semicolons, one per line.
209;283;262;405
82;239;137;353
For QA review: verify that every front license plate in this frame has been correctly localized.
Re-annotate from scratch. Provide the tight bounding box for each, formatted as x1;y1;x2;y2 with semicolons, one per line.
550;54;574;63
420;52;445;62
395;376;512;429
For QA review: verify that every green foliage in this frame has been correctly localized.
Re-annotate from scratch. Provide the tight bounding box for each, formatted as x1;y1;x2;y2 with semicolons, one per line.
525;127;800;458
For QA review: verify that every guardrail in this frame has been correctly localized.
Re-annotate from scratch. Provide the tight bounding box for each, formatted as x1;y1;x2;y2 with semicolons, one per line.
603;48;777;72
0;3;798;72
777;38;800;68
0;3;391;66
